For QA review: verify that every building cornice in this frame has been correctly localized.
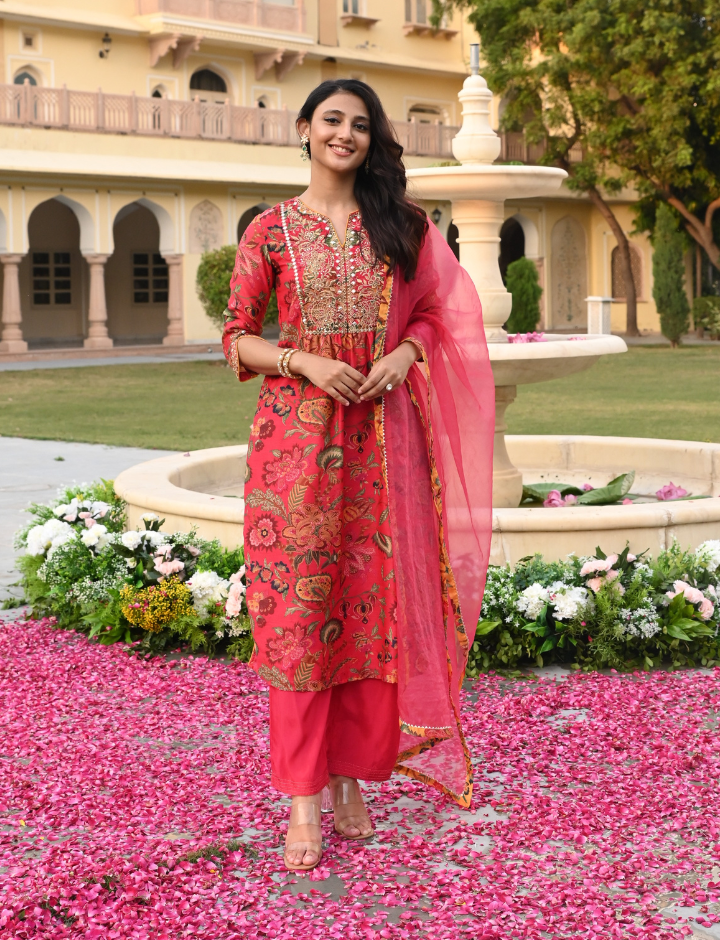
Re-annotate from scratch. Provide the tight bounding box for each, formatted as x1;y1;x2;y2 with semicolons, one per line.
0;3;469;76
0;1;145;35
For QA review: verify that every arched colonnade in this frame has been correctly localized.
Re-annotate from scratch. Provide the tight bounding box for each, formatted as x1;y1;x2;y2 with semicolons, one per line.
0;191;185;353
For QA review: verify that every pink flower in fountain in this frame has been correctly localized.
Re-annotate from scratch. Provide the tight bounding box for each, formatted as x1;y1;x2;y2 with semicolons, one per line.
582;483;594;492
656;482;688;501
543;490;564;507
508;331;546;343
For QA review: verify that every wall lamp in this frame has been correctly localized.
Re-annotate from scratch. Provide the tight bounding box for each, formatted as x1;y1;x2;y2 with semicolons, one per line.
99;33;112;59
431;207;443;225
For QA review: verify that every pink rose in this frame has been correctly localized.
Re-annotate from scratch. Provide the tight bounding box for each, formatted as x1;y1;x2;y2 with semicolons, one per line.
622;498;633;505
656;482;688;501
698;598;714;621
154;558;184;576
563;494;578;506
586;577;603;594
225;582;245;618
543;490;565;507
582;483;594;492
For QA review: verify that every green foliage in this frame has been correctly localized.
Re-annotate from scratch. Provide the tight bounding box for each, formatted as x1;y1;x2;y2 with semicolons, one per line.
521;472;635;506
693;296;720;338
467;541;720;675
196;244;278;332
505;257;542;334
652;205;690;346
436;0;720;272
195;542;245;580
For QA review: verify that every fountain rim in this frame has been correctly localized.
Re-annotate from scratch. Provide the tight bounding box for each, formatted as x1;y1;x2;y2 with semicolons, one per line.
488;334;627;361
406;164;568;179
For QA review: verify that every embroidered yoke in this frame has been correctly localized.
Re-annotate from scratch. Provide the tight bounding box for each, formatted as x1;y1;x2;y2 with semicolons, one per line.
223;199;398;692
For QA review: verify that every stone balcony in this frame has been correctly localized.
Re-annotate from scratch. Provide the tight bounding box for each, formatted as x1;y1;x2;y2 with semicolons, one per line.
136;0;306;33
0;82;459;157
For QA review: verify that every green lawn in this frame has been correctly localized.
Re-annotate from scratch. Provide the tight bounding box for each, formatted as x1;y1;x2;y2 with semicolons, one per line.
0;346;718;450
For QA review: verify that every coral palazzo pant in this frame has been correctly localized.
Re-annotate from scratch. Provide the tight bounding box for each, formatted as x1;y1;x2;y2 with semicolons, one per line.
269;679;400;795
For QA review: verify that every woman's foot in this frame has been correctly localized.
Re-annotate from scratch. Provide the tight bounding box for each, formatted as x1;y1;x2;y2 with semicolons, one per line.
329;775;373;840
284;793;323;871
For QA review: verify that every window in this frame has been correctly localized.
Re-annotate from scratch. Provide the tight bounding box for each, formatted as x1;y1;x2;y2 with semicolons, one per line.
23;33;35;49
343;0;360;12
133;253;169;304
405;0;427;23
32;252;72;306
408;104;443;124
189;69;227;94
14;70;37;86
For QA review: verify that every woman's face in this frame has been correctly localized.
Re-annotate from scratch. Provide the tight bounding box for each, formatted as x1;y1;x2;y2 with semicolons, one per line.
297;92;371;176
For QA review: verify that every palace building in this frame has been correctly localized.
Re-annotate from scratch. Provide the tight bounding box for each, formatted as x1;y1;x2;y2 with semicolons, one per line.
0;0;661;357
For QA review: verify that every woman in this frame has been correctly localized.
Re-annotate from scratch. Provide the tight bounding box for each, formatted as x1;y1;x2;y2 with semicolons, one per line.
222;79;494;872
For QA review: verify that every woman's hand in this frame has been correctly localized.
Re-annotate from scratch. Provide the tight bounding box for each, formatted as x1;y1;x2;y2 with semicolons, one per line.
358;341;420;401
292;351;365;406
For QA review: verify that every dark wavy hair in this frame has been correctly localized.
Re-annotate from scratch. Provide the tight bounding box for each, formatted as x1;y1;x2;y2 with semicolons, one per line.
297;79;428;281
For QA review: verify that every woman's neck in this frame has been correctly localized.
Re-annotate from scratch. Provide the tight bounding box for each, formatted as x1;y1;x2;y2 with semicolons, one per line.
299;163;358;220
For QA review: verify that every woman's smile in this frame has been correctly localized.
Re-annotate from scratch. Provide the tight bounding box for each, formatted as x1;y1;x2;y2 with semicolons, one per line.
329;144;354;156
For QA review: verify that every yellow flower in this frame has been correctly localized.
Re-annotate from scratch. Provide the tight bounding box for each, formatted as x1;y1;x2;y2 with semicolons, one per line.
120;577;193;633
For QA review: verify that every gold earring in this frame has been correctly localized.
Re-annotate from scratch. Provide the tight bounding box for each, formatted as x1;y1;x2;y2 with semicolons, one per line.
300;134;310;162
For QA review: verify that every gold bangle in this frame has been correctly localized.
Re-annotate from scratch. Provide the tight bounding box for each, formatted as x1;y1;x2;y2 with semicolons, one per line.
285;348;301;378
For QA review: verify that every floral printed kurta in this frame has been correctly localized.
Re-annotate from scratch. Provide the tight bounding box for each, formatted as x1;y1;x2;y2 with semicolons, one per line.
223;200;398;692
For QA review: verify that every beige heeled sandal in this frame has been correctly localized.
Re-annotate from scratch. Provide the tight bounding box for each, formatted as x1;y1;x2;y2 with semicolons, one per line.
330;777;374;840
283;797;323;872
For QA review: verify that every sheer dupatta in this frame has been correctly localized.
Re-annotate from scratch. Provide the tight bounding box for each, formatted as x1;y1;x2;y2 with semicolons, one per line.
378;222;494;807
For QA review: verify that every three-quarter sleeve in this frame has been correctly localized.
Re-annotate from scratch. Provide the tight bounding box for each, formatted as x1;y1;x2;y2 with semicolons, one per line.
222;215;275;381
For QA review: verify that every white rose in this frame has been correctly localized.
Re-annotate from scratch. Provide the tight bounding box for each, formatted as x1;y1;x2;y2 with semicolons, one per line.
186;569;230;615
121;530;142;550
696;540;720;573
81;524;110;551
141;512;160;523
26;518;75;556
548;582;590;621
516;583;549;620
142;531;166;548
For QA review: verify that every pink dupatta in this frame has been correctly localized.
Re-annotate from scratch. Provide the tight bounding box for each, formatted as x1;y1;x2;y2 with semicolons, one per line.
379;222;494;807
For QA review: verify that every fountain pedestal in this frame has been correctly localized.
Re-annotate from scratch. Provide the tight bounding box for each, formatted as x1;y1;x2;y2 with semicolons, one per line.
407;49;627;506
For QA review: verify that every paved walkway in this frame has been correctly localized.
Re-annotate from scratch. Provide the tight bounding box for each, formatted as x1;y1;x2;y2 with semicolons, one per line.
0;352;226;372
0;436;176;601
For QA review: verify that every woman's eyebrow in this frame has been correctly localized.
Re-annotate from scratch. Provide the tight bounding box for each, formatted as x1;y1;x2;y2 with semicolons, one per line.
322;108;370;121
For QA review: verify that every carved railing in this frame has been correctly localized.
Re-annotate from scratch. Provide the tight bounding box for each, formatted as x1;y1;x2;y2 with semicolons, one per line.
136;0;306;33
498;131;584;164
0;83;459;156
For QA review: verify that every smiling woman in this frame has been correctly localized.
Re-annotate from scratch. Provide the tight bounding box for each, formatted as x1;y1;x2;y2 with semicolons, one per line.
220;78;495;874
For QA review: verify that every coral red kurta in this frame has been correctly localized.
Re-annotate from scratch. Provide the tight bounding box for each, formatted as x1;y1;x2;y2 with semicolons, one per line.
223;199;398;692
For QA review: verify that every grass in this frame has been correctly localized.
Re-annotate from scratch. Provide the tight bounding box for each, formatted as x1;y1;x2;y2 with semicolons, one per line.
0;346;718;451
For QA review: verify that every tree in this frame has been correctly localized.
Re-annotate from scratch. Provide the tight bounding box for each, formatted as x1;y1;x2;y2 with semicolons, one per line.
652;205;690;347
435;0;720;332
196;245;278;331
434;0;642;334
505;257;543;333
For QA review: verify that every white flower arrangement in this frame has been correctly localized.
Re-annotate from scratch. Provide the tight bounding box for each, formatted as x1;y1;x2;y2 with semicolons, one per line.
186;569;230;616
26;518;76;557
516;581;591;622
696;540;720;574
80;524;112;552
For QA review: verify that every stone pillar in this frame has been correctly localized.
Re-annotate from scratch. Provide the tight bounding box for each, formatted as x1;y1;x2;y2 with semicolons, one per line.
0;254;28;353
162;253;185;346
586;296;612;335
83;254;113;349
492;385;523;508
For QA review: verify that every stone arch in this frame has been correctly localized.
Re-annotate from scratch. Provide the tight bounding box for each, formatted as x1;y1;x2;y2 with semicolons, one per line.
189;200;223;253
499;217;525;283
20;198;88;346
189;64;236;103
611;244;643;301
106;203;169;343
13;65;42;86
511;213;539;259
237;203;270;242
51;195;95;255
112;198;174;255
551;216;588;328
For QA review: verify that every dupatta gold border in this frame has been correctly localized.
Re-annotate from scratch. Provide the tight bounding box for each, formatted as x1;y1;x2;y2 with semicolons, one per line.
372;272;473;808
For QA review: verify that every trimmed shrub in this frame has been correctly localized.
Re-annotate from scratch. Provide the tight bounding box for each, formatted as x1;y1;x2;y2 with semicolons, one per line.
196;244;278;332
692;295;720;339
652;205;690;346
505;257;543;334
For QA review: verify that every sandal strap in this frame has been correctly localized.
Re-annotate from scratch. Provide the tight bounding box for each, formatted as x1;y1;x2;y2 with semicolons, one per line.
289;800;322;828
331;779;363;806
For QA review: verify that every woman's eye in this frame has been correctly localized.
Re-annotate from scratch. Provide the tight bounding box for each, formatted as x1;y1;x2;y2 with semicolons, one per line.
354;123;369;132
325;117;339;124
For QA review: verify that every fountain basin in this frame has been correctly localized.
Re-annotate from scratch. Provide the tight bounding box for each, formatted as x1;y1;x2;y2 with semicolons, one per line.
408;163;567;202
114;437;720;566
489;334;627;385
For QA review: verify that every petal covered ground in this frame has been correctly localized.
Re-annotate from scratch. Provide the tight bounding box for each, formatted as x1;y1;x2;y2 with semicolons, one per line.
1;619;719;939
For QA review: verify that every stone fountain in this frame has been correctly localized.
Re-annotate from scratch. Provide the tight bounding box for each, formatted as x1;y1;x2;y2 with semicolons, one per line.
406;44;627;508
115;50;720;563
